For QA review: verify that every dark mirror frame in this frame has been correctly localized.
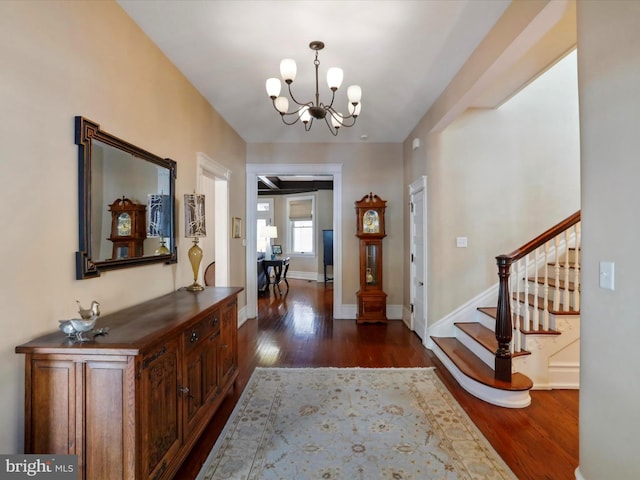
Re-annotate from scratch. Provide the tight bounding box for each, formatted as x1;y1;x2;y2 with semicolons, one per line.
75;116;177;279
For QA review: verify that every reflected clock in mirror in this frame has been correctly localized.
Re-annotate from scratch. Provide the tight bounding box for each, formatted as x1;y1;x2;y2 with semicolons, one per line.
75;116;177;279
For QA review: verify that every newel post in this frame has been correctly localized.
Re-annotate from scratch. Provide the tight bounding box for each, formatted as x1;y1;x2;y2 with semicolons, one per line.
495;254;513;382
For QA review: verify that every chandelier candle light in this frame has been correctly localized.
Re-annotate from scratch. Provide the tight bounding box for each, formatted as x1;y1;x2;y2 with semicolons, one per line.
266;41;362;136
184;193;206;292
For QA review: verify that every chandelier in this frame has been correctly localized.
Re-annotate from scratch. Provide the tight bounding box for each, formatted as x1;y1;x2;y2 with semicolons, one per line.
265;41;362;136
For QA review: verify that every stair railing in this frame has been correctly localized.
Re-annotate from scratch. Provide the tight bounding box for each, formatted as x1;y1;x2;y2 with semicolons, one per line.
494;211;581;382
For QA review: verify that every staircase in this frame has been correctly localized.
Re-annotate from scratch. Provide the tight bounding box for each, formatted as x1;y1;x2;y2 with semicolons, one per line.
430;212;581;408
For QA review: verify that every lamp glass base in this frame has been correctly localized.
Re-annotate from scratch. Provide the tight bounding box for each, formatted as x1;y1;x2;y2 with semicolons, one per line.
186;282;205;292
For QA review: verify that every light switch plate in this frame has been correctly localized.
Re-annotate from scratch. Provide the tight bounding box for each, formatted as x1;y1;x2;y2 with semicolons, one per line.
599;261;615;290
456;237;468;248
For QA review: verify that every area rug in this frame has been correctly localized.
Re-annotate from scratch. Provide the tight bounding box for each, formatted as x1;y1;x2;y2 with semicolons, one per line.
196;368;516;480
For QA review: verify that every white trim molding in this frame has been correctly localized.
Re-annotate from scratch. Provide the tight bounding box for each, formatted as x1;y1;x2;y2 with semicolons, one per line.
246;163;343;319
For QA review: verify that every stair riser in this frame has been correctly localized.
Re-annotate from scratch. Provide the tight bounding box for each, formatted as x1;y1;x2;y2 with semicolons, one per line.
456;328;496;370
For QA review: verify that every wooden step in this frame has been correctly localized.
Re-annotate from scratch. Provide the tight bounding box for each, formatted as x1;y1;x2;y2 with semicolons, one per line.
431;337;533;391
477;307;561;335
527;276;578;292
514;292;579;315
455;322;531;356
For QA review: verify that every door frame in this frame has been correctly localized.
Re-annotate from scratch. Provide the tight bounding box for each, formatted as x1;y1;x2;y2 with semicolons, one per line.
245;163;343;319
197;152;231;287
409;176;428;342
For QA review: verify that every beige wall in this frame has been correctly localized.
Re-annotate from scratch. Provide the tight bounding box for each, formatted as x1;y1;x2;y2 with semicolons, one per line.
403;49;580;324
248;143;403;306
0;1;246;453
577;2;640;478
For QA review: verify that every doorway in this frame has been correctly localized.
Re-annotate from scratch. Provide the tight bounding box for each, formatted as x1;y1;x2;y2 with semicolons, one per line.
197;153;231;287
246;163;343;319
409;176;427;342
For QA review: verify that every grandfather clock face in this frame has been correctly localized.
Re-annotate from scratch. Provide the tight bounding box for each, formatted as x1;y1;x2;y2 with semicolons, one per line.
363;210;380;234
116;213;132;237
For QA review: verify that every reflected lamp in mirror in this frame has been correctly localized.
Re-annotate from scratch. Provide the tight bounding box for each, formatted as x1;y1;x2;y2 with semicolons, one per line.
184;193;206;291
147;194;171;255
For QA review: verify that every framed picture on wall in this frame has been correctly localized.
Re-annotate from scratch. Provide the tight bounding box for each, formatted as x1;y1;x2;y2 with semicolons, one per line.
272;244;282;255
232;217;242;238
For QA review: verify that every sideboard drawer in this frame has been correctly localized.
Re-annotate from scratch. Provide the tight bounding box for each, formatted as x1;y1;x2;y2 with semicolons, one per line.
183;310;220;353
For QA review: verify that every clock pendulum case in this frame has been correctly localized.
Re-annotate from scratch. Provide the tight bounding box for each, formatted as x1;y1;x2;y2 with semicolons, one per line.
355;192;387;324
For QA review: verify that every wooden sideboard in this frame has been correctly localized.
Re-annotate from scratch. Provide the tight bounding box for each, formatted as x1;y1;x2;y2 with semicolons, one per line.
15;287;243;480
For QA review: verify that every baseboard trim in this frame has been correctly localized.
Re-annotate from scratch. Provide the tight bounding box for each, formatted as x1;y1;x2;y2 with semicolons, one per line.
336;304;403;320
286;270;317;281
426;283;499;345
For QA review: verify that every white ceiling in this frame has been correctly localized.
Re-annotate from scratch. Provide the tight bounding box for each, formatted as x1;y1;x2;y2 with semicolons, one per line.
116;0;514;144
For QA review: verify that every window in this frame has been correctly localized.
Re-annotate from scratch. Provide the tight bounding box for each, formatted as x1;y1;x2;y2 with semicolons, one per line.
286;195;314;255
256;198;274;252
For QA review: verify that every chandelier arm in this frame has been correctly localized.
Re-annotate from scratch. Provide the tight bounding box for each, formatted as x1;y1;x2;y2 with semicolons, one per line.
304;118;313;131
270;98;310;126
322;89;338;110
323;115;339;136
286;83;310;108
326;107;358;128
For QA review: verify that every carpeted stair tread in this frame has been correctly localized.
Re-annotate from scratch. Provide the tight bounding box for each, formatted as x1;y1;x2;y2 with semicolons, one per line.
431;336;533;391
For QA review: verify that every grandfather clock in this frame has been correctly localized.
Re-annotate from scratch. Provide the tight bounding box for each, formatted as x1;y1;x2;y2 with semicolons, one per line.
108;197;146;259
355;193;387;324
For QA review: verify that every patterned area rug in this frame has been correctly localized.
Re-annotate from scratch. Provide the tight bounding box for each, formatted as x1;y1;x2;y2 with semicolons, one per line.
197;368;516;480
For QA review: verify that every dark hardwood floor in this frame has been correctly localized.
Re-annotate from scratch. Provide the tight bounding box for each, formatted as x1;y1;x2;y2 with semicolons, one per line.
177;279;579;479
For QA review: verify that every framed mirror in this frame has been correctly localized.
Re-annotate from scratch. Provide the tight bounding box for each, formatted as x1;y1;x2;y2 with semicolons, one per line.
75;116;177;279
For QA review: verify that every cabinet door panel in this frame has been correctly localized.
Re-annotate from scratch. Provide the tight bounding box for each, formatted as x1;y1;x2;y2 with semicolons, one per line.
183;348;204;436
139;339;181;480
28;360;77;454
203;332;219;401
85;360;132;480
218;299;237;386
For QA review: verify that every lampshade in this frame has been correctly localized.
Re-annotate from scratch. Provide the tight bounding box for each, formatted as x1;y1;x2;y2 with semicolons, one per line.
266;77;281;98
263;225;278;239
280;58;297;82
147;194;171;237
184;193;206;238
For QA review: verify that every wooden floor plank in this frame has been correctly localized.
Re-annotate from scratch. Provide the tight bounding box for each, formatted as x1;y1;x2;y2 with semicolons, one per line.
176;279;579;480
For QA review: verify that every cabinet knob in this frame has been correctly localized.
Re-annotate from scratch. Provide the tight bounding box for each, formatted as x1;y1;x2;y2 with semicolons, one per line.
178;385;194;398
211;316;219;327
190;331;199;343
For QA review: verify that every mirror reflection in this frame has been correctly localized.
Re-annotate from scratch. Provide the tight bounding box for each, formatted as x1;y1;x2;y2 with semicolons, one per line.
91;140;171;261
75;116;177;279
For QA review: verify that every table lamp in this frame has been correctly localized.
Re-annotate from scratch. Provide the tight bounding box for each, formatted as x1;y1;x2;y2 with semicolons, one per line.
264;225;278;259
184;193;206;291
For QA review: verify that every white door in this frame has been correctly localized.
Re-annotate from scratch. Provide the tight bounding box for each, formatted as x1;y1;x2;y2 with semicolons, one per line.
410;177;427;341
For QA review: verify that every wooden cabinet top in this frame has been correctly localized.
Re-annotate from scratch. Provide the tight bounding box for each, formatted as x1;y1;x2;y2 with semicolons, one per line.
15;287;243;356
